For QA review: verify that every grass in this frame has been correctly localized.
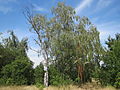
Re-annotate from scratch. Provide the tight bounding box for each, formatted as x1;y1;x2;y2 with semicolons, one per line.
44;84;116;90
0;83;116;90
0;85;39;90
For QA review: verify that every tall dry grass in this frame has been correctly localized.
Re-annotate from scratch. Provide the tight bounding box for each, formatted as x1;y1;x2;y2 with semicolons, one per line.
0;85;116;90
44;85;116;90
0;86;39;90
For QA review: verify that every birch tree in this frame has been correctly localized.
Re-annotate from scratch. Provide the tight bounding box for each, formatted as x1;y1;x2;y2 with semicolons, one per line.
26;13;52;86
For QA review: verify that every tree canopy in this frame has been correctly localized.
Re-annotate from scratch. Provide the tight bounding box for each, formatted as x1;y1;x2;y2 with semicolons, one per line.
0;2;119;89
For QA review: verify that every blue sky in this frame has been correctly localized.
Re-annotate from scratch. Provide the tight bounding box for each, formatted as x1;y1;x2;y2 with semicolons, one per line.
0;0;120;67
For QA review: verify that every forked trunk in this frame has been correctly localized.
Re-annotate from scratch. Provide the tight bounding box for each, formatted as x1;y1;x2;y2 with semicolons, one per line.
77;64;84;83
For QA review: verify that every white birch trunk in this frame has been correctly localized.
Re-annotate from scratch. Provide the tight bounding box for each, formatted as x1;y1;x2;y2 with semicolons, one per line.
44;59;48;87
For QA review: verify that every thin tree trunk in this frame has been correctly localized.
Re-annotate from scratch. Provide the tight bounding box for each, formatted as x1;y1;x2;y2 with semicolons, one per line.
77;64;84;83
44;64;48;87
43;53;49;87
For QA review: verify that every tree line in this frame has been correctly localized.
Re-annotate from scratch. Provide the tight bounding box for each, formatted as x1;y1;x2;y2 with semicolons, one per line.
0;2;120;89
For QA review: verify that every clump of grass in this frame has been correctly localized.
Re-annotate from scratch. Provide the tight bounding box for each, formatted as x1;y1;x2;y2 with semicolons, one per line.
35;83;45;90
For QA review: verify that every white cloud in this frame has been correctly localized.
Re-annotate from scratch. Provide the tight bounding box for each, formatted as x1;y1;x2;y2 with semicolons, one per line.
91;17;99;23
0;0;17;14
75;0;93;14
33;4;47;12
96;21;120;45
0;0;17;4
98;0;112;7
94;0;112;12
103;6;120;18
0;0;17;3
0;6;12;14
27;48;44;68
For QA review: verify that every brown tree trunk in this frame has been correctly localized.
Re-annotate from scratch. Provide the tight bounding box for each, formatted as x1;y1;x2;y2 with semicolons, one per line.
77;64;84;83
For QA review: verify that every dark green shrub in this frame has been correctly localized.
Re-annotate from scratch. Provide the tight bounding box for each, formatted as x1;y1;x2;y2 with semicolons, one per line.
1;58;34;85
36;82;45;90
34;63;44;85
114;72;120;88
49;65;73;86
74;77;81;84
99;34;120;87
0;78;6;86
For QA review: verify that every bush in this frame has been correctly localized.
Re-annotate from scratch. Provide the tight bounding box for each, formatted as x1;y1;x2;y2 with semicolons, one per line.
50;74;72;86
49;65;73;86
0;78;6;86
114;72;120;88
1;58;34;85
34;63;44;85
99;35;120;87
36;82;45;90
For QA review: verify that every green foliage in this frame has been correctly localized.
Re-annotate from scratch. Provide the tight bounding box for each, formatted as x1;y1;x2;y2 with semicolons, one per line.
26;2;103;85
74;77;81;84
114;72;120;88
0;31;34;86
1;58;34;85
0;2;119;88
36;83;45;90
99;33;120;87
49;2;102;84
0;46;16;71
25;2;103;86
0;31;29;71
49;65;73;86
34;63;44;84
0;78;6;86
3;31;28;57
